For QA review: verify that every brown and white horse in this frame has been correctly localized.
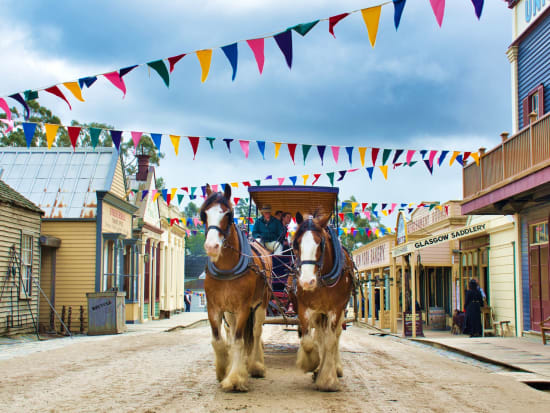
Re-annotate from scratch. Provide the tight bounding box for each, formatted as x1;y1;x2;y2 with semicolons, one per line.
200;184;272;392
292;212;354;391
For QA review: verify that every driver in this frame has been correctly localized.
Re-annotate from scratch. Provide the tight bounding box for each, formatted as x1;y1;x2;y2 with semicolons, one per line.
252;204;284;254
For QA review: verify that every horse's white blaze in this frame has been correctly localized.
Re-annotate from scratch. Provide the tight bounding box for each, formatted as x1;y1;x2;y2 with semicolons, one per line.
204;205;227;259
299;231;319;290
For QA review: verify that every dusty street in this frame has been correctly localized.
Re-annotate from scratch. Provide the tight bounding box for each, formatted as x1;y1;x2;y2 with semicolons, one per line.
1;324;549;413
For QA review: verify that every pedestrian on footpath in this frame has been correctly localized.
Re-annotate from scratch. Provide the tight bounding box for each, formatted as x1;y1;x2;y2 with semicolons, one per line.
464;279;483;337
185;290;192;312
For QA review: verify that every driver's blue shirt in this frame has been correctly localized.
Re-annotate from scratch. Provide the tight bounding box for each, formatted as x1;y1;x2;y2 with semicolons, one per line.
252;216;284;243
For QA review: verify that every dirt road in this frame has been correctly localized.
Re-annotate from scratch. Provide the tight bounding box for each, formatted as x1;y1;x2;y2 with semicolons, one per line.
1;324;549;412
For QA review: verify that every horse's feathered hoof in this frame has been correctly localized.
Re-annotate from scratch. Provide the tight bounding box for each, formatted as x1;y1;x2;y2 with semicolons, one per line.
336;365;343;378
315;376;340;392
221;375;249;392
248;362;266;378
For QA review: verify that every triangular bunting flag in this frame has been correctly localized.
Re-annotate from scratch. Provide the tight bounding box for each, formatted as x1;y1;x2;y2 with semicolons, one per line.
221;43;238;81
393;0;407;30
257;141;266;159
89;127;101;149
44;86;72;109
188;137;200;159
406;149;416;165
131;131;143;151
246;38;265;74
168;53;186;73
327;172;335;186
63;82;85;102
147;60;170;87
223;138;233;153
277;177;285;185
331;146;340;163
382;149;392;165
274;142;282;159
423;159;434;175
312;173;322;185
449;151;460;166
287;143;297;164
366;167;374;180
361;6;382;47
104;71;127;97
78;76;97;89
254;180;261;186
429;0;445;27
151;133;162;152
67;126;81;150
206;137;215;149
471;0;484;19
302;144;312;165
196;49;213;82
438;150;449;166
371;148;380;165
429;150;438;167
9;93;30;120
119;65;138;77
470;151;480;165
302;174;309;185
274;30;292;69
358;147;367;167
290;20;319;36
45;123;59;149
110;130;122;151
329;13;349;37
337;170;347;181
317;145;326;165
22;122;37;148
345;146;354;166
455;154;464;166
170;135;181;156
392;149;404;165
239;140;250;158
233;197;240;205
379;165;389;180
289;176;297;186
177;194;184;205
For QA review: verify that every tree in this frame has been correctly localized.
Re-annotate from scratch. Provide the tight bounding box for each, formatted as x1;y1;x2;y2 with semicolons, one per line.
339;196;382;251
185;232;206;256
184;202;199;219
0;101;165;184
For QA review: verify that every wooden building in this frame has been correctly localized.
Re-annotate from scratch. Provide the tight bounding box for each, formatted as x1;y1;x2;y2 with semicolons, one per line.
0;178;43;336
462;1;550;337
0;148;138;333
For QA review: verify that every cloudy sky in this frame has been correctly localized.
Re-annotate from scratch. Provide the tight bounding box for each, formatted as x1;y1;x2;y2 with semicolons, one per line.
0;0;513;224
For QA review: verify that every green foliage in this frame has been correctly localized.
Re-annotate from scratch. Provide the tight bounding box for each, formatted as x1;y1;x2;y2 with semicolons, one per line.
185;232;206;256
184;202;199;219
339;196;381;252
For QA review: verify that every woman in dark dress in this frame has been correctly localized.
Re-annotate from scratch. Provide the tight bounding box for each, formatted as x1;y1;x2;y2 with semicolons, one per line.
464;279;483;337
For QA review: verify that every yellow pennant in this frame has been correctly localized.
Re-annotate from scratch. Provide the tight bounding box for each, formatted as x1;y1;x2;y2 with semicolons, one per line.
230;182;239;188
302;174;309;185
449;151;460;166
379;165;388;180
382;210;388;217
153;192;161;202
63;82;85;102
436;205;443;211
375;229;380;237
44;123;59;149
274;142;282;159
343;228;348;235
196;49;212;82
170;135;180;156
171;188;178;200
470;152;480;165
361;6;382;48
351;202;358;212
358;147;367;167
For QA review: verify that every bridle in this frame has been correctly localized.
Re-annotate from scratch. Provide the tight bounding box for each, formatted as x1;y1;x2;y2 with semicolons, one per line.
295;226;327;277
203;208;233;242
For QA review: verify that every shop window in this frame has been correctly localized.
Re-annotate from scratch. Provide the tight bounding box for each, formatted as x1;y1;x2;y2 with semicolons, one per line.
102;240;115;291
522;84;545;127
20;234;33;299
530;222;549;246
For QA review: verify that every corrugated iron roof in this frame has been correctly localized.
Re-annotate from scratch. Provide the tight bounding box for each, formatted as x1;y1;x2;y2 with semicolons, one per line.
0;147;119;219
0;178;43;214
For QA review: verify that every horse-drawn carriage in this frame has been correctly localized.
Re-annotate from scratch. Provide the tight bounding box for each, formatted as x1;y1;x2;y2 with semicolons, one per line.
246;185;358;325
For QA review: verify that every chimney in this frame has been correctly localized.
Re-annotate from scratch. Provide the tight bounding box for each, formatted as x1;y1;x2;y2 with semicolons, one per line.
136;154;150;182
500;132;509;142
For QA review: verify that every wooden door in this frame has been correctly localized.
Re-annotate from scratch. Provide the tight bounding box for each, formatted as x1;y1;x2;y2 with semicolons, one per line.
529;246;542;331
541;244;550;323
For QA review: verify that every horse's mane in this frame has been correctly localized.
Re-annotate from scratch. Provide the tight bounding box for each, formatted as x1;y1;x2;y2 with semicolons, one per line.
292;217;324;251
199;192;233;222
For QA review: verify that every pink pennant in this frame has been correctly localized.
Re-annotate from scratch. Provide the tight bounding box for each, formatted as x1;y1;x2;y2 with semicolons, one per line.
0;98;13;133
45;86;72;109
104;71;127;97
188;136;200;159
331;146;340;163
131;131;143;151
348;168;359;173
67;126;81;150
277;177;285;185
406;149;415;165
0;119;14;133
430;0;445;27
366;211;371;220
428;150;438;167
212;184;218;193
239;140;250;158
247;38;265;74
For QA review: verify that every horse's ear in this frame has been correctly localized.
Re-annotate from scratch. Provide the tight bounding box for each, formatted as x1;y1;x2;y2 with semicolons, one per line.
223;183;231;201
295;212;303;225
315;213;331;228
205;184;213;197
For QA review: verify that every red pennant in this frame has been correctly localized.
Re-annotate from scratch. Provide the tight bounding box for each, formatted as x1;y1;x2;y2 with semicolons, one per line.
67;126;81;150
242;181;251;187
463;152;471;162
168;53;186;73
188;136;200;159
287;143;297;164
167;194;172;206
329;13;349;37
361;202;368;211
45;86;72;110
338;213;344;221
181;187;189;193
371;148;380;165
233;197;240;205
311;173;322;185
249;217;254;224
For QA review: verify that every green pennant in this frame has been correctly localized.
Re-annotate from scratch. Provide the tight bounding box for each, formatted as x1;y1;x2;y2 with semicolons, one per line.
371;203;377;211
327;172;335;186
408;161;418;167
177;194;184;205
24;90;38;101
302;144;312;165
147;60;170;87
290;20;320;36
382;149;392;165
190;187;197;196
254;180;261;186
346;213;354;219
429;203;436;211
206;137;215;149
89;127;102;149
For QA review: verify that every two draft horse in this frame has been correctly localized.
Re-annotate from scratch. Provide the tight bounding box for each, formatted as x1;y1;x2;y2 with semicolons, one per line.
200;184;272;392
292;212;354;391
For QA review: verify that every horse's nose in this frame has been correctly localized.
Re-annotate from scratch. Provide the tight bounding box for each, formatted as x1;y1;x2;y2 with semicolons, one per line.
301;278;317;291
204;241;220;256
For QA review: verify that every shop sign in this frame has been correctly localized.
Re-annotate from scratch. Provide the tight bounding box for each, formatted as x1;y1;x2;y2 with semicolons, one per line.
102;202;132;237
403;312;424;337
514;0;550;39
396;211;408;245
392;223;487;257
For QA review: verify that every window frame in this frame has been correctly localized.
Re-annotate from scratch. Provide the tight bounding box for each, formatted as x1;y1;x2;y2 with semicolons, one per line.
522;84;545;128
19;232;33;300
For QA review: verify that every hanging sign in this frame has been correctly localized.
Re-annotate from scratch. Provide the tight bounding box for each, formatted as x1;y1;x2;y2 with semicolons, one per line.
396;210;408;245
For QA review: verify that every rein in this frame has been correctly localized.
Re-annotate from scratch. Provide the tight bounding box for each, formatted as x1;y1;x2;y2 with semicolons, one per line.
206;223;254;280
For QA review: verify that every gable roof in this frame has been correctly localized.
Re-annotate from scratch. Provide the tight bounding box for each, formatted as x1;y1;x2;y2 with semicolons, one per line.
0;179;43;214
0;147;120;218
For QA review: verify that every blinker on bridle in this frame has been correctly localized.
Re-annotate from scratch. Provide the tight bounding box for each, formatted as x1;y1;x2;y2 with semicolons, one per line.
296;222;326;276
204;209;233;240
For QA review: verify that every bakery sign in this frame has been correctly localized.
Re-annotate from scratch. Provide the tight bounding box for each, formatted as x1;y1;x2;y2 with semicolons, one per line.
392;223;487;257
102;202;132;238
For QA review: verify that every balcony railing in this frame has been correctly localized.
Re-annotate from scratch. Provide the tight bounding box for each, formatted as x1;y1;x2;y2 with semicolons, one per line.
463;111;550;200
